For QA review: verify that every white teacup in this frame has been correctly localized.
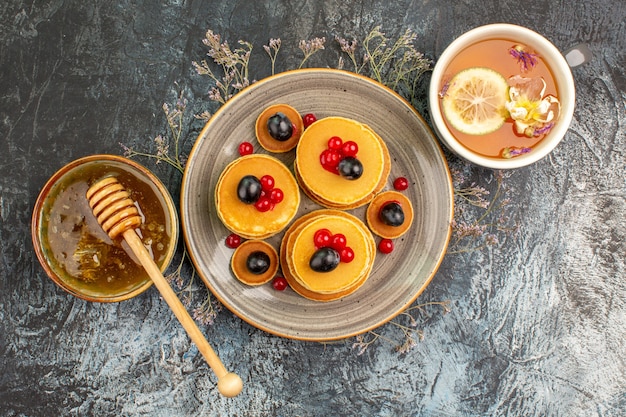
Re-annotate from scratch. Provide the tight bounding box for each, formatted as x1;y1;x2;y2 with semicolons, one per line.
428;23;577;169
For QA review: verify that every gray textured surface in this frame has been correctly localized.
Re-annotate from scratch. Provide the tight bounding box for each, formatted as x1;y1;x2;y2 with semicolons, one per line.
2;0;625;416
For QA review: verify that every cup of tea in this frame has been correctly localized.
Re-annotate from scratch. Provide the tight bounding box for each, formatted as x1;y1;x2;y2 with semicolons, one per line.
428;23;577;169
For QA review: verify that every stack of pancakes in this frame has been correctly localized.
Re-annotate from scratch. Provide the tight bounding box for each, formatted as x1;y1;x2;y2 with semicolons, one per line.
294;117;390;209
215;154;300;239
280;210;375;302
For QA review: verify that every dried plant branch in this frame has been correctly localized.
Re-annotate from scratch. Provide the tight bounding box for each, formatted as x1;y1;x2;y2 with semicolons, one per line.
448;165;519;254
351;300;451;355
192;29;252;104
298;36;326;68
263;38;282;75
336;27;432;101
121;91;188;173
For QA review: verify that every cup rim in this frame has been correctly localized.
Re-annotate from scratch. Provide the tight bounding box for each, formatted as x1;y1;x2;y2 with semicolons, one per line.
31;154;179;302
428;23;576;169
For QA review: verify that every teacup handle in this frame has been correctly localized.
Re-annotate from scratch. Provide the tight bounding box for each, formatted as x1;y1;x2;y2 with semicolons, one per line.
563;43;592;68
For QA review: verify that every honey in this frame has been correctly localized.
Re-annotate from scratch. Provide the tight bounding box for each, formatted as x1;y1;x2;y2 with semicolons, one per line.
39;160;175;299
438;38;560;158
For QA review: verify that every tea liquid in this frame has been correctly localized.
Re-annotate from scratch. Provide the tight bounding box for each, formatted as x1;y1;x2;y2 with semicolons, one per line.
439;38;559;158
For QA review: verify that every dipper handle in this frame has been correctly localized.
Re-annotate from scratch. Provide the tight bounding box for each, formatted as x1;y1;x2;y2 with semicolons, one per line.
87;176;243;397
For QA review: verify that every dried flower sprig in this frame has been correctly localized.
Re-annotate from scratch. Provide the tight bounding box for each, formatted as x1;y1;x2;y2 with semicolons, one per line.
336;27;432;100
448;163;518;254
509;44;538;72
336;36;358;69
298;37;326;68
165;246;222;327
192;30;252;104
121;91;188;173
352;300;451;355
263;38;282;75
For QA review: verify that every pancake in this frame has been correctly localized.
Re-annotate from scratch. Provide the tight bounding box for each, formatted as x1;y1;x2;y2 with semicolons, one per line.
295;117;390;208
280;210;376;302
366;190;414;239
280;210;375;300
255;104;304;153
215;154;300;239
231;240;279;285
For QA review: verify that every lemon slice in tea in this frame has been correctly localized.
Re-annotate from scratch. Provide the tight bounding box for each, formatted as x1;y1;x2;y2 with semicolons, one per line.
442;67;509;135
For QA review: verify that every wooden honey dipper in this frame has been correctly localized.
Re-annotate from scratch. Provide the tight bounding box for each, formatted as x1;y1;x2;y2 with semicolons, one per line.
86;176;243;397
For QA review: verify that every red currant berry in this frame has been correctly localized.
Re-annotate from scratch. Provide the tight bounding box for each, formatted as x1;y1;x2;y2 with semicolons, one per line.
225;233;242;248
260;175;275;191
272;276;288;291
378;239;394;254
302;113;317;128
238;141;254;156
320;149;342;172
330;233;347;251
328;136;343;150
254;197;272;212
269;188;284;204
341;141;359;157
393;177;409;191
340;247;355;263
313;228;332;248
291;123;299;136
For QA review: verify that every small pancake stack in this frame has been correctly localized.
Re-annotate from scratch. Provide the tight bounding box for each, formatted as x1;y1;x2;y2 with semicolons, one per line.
215;154;300;240
294;117;390;209
280;210;375;302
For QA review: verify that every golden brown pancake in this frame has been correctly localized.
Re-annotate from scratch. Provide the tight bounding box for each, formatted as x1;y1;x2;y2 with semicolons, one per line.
255;104;304;152
231;240;278;285
295;117;390;209
215;154;300;239
366;190;414;239
279;210;375;301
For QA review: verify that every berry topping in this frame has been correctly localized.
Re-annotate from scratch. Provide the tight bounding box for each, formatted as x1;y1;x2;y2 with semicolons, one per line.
302;113;317;128
378;239;394;254
313;228;332;248
237;175;262;204
320;149;342;173
328;136;343;150
379;201;405;227
269;188;284;204
246;251;271;274
254;197;272;212
312;228;354;267
272;276;288;291
330;233;347;251
319;136;363;179
309;247;340;272
238;141;254;156
339;247;355;263
337;157;364;180
393;177;409;191
237;174;283;212
225;233;242;248
267;112;293;141
260;174;275;191
341;141;359;157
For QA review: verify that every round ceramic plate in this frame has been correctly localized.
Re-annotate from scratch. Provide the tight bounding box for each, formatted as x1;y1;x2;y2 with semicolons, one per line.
181;69;453;341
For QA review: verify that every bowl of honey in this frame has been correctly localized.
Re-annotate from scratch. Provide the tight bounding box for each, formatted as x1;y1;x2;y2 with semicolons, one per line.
32;155;179;302
428;23;576;169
